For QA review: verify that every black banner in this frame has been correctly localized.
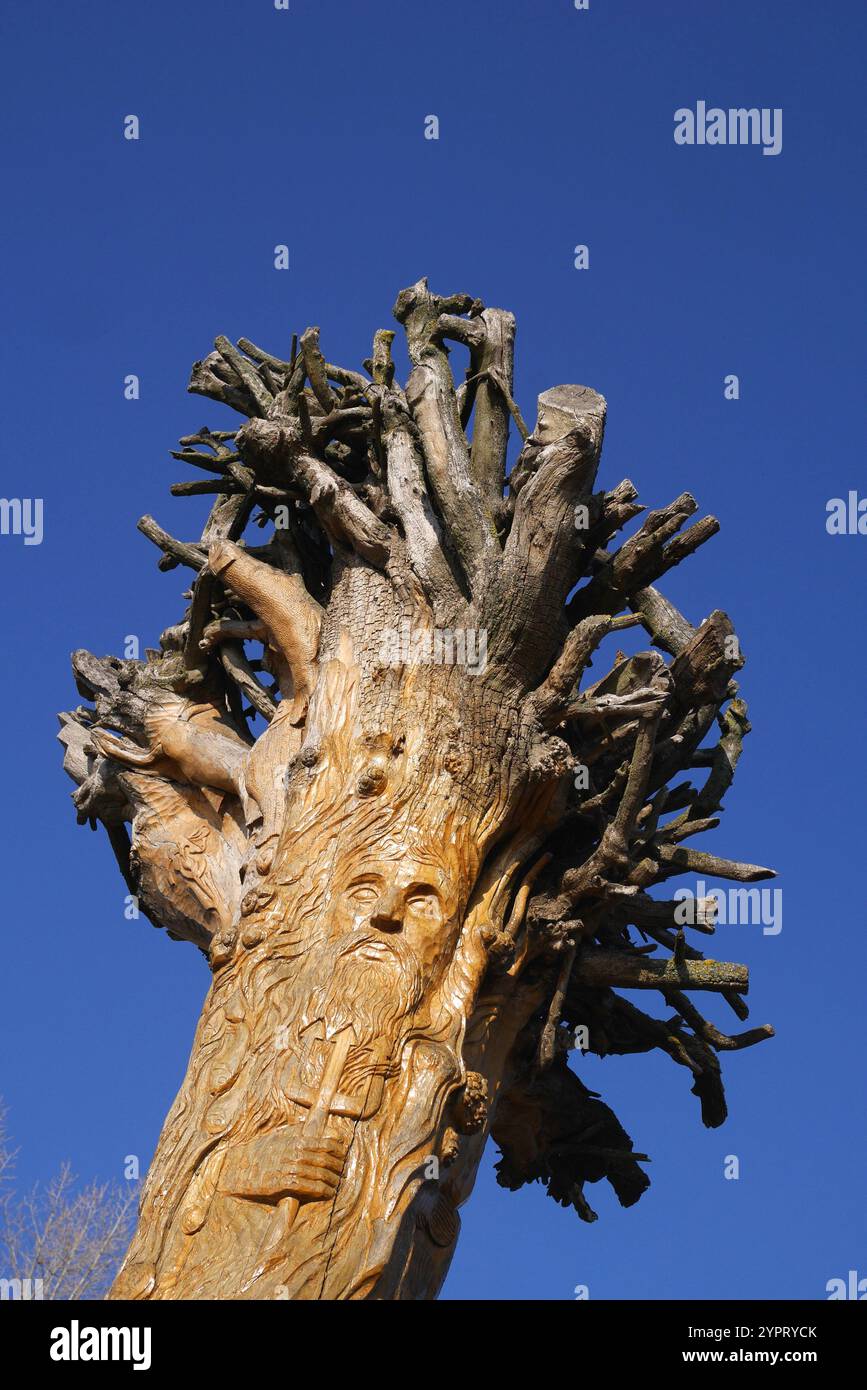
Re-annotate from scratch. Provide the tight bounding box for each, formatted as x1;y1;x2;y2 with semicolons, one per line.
3;1297;862;1375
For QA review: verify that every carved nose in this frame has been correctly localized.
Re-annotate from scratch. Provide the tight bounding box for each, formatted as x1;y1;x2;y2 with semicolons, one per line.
370;893;403;932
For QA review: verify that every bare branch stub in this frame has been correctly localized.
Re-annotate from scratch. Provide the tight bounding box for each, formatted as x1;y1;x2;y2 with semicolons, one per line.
58;280;773;1300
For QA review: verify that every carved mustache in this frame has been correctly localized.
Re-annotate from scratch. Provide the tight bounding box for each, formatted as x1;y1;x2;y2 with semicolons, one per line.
335;929;409;968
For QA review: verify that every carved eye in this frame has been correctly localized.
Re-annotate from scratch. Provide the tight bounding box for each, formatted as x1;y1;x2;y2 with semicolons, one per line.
405;888;440;918
346;882;379;907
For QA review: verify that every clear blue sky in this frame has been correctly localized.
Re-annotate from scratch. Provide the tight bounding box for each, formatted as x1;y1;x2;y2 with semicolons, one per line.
1;0;864;1301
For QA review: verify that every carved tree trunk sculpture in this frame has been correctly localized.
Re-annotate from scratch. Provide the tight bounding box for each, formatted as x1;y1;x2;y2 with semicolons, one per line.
59;280;773;1300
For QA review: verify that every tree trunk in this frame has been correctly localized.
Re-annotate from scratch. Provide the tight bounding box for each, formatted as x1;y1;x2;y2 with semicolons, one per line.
114;613;559;1300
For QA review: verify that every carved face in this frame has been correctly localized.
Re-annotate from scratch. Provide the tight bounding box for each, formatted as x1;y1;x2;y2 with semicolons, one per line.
332;858;459;985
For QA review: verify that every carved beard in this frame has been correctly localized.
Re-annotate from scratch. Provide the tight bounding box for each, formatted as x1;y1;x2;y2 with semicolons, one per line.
303;928;425;1051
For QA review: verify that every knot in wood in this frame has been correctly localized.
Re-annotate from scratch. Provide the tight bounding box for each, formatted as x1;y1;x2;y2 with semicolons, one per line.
452;1072;489;1135
356;757;388;797
209;928;237;971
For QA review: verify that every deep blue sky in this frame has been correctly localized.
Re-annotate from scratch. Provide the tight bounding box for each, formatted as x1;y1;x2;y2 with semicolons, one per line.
1;0;864;1301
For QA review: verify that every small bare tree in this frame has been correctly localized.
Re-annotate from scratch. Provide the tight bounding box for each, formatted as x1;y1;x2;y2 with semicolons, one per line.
0;1107;136;1300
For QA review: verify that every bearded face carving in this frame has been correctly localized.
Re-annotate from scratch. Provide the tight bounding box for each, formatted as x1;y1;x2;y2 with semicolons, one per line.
329;857;457;981
123;837;473;1300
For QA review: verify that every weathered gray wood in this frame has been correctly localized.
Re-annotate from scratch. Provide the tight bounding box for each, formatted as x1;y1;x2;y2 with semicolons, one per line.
575;947;748;993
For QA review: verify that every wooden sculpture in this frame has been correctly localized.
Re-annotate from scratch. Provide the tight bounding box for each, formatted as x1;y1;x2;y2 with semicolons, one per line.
59;280;773;1299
